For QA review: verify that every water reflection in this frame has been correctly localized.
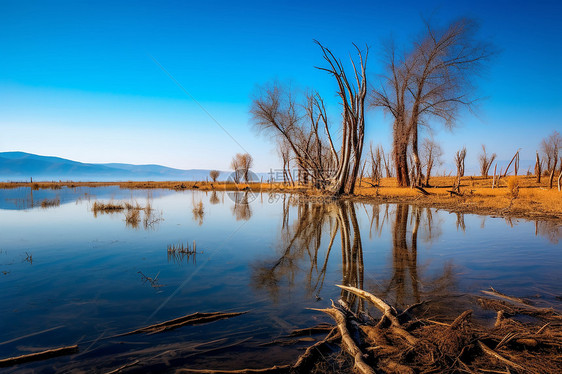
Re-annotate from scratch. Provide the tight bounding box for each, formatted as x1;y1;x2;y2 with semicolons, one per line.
253;200;460;311
231;192;252;221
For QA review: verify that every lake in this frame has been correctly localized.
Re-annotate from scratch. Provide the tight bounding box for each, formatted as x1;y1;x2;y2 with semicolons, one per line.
0;187;561;372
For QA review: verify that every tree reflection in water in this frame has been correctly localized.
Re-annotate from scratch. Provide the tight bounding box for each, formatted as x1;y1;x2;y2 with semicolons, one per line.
231;191;252;221
252;198;457;312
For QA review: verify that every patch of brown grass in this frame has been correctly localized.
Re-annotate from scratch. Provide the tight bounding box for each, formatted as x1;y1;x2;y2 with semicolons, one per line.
40;198;60;208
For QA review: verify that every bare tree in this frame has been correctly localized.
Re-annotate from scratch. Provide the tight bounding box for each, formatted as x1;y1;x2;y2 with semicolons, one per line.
540;131;561;188
535;152;542;183
479;145;496;178
454;147;467;179
251;41;368;195
541;131;561;173
209;170;220;183
230;153;253;183
315;41;368;194
230;156;242;183
251;83;334;189
369;143;383;185
421;137;443;186
371;18;492;187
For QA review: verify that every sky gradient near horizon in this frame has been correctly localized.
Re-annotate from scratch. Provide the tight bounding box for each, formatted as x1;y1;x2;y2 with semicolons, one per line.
1;0;561;173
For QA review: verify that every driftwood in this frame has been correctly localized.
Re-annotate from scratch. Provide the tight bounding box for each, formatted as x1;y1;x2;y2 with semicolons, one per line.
177;366;291;374
119;311;248;336
0;345;79;367
414;186;430;195
288;323;334;337
336;284;418;346
477;341;526;371
310;302;375;374
480;288;559;316
105;359;140;374
292;327;339;373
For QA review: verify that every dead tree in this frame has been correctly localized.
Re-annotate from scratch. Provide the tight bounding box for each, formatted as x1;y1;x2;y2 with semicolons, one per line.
549;156;558;189
369;143;383;185
535;152;542;183
541;131;561;173
315;41;368;195
371;18;492;187
231;153;253;183
479;145;496;179
251;84;334;189
540;131;561;188
421;137;443;187
209;170;220;183
454;147;466;180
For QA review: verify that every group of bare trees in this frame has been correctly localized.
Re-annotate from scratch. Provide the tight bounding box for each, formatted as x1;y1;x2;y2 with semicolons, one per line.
538;131;562;189
230;153;254;183
251;40;368;195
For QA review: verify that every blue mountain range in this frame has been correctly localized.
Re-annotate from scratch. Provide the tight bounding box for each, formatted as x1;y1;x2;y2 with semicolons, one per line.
0;152;224;181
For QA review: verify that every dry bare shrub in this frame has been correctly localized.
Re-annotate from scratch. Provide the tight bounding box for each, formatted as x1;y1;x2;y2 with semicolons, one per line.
507;176;519;198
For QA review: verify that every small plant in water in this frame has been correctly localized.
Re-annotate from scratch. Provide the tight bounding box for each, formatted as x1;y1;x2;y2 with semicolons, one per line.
167;241;198;264
125;207;141;228
40;198;61;208
138;270;164;289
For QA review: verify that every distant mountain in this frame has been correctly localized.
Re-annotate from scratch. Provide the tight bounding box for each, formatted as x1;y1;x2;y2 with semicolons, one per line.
0;152;227;181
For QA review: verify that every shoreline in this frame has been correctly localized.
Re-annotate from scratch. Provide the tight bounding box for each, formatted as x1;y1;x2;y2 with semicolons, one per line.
1;176;561;222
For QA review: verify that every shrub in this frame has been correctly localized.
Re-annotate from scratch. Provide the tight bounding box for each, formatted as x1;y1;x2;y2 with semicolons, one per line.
507;176;519;198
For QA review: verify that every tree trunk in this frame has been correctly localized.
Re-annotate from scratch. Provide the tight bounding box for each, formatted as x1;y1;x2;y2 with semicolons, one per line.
535;152;541;183
394;139;410;187
549;156;558;189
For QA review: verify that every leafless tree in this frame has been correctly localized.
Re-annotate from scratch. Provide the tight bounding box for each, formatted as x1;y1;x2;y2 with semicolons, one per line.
369;143;383;185
371;18;492;187
454;147;466;179
230;153;254;183
421;137;443;186
540;131;561;188
251;42;368;195
316;41;368;194
209;170;220;182
541;131;561;173
479;145;496;178
535;152;542;183
251;83;334;189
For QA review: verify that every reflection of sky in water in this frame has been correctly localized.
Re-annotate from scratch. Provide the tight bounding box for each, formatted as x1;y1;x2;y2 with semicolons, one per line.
0;188;560;371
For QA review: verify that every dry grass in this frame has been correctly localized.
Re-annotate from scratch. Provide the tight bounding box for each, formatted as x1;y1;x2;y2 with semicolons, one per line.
125;208;141;228
3;174;561;219
92;201;126;214
353;175;562;219
40;198;60;208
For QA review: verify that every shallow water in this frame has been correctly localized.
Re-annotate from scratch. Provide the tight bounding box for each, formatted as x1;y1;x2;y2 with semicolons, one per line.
0;187;560;372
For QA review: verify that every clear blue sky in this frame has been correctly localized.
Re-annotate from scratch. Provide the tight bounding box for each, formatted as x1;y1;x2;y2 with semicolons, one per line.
1;0;561;173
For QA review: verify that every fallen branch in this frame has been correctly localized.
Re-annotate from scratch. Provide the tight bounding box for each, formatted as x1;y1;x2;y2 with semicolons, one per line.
309;302;375;374
292;327;339;373
288;323;334;337
177;365;291;374
119;311;247;336
336;285;418;346
477;341;525;371
0;345;79;367
105;359;140;374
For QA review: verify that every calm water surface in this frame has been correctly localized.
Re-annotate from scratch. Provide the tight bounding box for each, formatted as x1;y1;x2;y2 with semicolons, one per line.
0;187;560;372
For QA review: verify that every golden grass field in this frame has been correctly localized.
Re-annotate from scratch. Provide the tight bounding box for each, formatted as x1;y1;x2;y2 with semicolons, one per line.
1;175;560;220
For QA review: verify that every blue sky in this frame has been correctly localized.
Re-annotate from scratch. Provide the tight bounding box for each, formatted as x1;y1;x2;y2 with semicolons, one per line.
0;0;561;173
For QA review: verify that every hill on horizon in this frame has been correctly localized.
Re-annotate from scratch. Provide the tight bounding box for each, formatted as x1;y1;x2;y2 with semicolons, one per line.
0;152;228;181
